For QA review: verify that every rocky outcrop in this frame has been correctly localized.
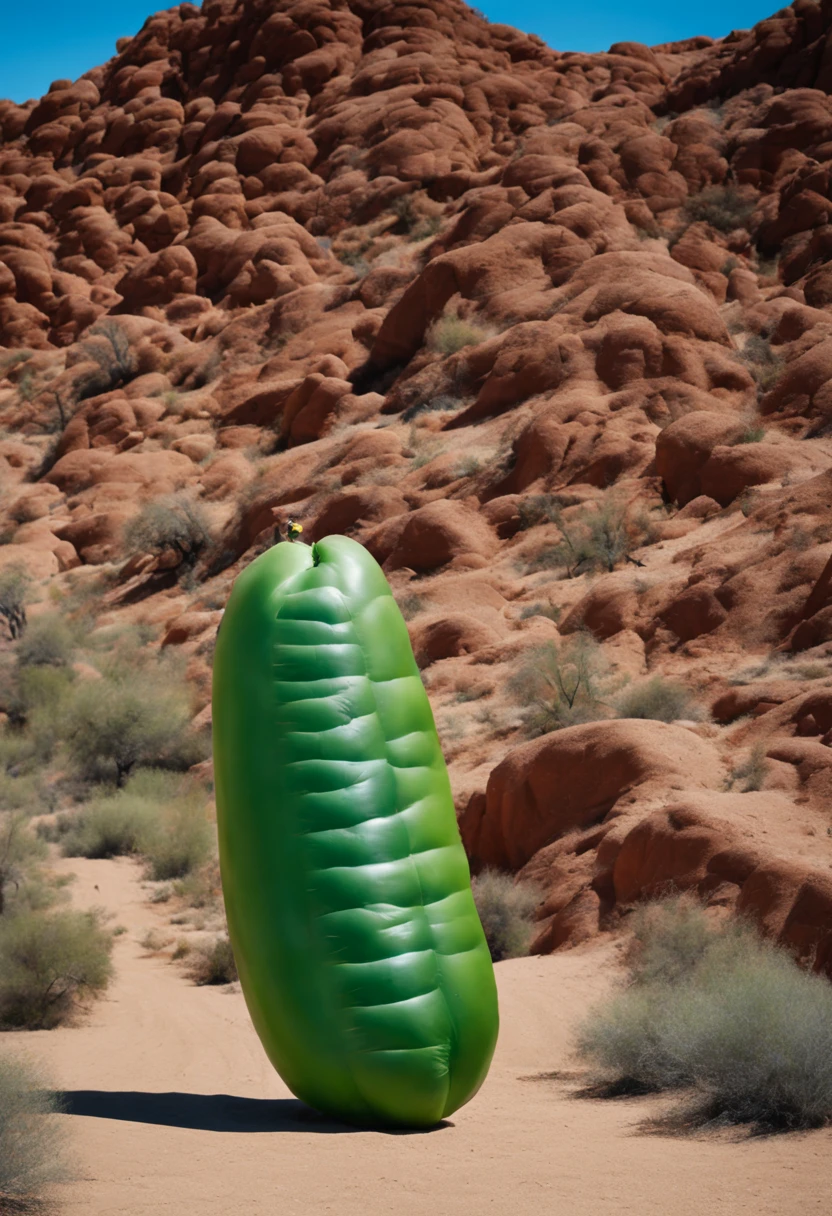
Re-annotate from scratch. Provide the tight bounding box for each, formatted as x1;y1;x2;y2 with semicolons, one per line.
3;0;832;968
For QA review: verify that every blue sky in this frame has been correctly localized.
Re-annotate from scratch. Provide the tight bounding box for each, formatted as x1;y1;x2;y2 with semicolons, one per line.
1;0;779;105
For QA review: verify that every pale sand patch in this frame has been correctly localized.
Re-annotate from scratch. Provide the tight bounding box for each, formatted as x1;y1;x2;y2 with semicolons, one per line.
4;854;828;1216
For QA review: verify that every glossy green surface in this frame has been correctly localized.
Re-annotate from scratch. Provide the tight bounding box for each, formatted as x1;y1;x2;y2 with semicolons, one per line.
212;535;499;1127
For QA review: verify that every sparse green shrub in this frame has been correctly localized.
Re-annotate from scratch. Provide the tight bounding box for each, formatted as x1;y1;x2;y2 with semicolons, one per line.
77;319;137;398
427;312;490;356
56;792;158;860
123;494;210;572
396;593;426;620
188;935;238;985
15;614;75;668
140;928;171;953
524;495;652;577
616;676;696;723
172;858;221;910
408;215;442;242
508;633;609;735
401;393;463;422
61;668;192;787
17;369;36;403
725;743;769;792
471;870;540;961
0;908;113;1028
576;897;832;1129
518;601;562;623
56;771;211;880
454;455;482;478
0;565;30;640
140;791;213;881
739;334;784;395
0;349;33;376
0;813;48;916
735;422;767;444
0;1055;66;1210
683;185;756;233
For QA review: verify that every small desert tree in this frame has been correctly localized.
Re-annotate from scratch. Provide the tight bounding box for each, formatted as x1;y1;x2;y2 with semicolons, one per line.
78;319;137;396
124;495;210;573
62;668;193;787
0;813;47;916
509;633;609;735
0;565;30;640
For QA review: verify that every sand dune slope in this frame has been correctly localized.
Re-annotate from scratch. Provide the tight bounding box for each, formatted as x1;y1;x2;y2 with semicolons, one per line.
8;858;829;1216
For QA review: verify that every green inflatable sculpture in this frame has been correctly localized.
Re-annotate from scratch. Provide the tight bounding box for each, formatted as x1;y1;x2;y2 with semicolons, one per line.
212;535;499;1127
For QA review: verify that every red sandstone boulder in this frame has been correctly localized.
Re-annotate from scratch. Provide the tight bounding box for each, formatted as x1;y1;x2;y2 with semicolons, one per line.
460;720;721;872
366;500;497;572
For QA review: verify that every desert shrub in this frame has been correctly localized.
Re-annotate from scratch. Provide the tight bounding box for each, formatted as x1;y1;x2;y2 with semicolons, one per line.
173;857;222;910
525;495;652;577
15;615;75;669
427;312;490;355
396;593;426;620
471;870;540;962
0;908;113;1029
0;1055;66;1211
616;676;695;723
123;493;210;572
739;334;784;394
140;791;213;881
77;320;137;398
683;185;756;233
725;743;769;792
576;898;832;1128
61;667;192;786
508;633;609;735
518;601;562;623
735;421;766;444
188;935;238;985
0;566;30;640
56;792;158;860
0;814;48;917
57;771;211;879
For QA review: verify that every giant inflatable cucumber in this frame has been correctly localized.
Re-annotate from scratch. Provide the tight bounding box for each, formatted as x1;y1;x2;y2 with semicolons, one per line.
212;535;499;1127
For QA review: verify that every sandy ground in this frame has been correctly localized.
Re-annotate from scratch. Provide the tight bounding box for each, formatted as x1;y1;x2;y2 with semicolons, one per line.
4;856;830;1216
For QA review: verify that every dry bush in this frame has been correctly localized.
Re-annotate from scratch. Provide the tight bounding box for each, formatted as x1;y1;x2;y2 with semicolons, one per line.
141;792;213;882
188;936;238;985
123;494;210;573
509;633;610;735
53;791;157;860
427;311;491;355
0;566;30;641
15;616;76;669
683;185;756;233
739;334;784;395
616;676;697;723
471;870;540;962
0;1055;66;1212
0;908;113;1029
0;814;48;917
56;771;212;880
524;495;654;577
576;898;832;1129
724;743;769;792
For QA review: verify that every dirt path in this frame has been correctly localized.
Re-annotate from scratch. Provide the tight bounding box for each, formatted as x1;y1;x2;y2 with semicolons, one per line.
6;856;829;1216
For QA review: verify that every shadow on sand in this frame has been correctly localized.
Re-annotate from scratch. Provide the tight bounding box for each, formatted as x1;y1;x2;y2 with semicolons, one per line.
58;1090;451;1135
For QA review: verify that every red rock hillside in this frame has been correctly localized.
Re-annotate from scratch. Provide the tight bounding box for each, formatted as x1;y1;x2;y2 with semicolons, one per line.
3;0;832;969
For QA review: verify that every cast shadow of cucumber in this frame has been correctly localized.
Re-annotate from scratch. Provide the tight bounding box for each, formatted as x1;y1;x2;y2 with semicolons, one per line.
56;1090;452;1134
